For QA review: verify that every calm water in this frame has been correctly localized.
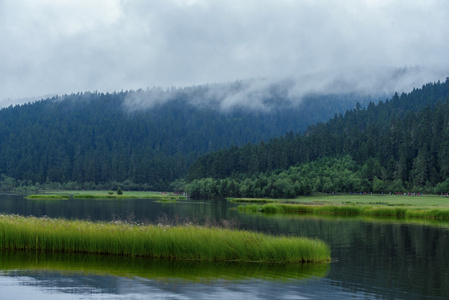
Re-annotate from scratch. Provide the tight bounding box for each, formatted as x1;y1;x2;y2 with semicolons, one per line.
0;194;448;299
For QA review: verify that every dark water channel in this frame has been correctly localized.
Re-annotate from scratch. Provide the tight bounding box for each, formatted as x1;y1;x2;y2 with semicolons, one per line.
0;194;448;299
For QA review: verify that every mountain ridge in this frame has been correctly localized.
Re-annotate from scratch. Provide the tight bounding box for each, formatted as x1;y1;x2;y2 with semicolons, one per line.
185;78;449;198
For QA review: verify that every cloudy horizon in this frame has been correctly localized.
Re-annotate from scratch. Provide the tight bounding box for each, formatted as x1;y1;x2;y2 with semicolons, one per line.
1;0;449;108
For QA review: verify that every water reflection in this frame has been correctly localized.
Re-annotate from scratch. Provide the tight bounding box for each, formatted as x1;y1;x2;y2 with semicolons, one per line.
0;273;344;300
0;250;330;299
234;212;449;299
0;195;234;224
0;250;329;283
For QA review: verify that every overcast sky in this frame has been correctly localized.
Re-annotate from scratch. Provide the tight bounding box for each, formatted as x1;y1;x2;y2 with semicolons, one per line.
1;0;449;107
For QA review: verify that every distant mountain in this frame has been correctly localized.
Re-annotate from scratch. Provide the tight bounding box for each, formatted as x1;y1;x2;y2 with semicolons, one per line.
0;82;381;191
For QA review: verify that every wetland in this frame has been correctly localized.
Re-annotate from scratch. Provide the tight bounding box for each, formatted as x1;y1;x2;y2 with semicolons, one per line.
0;194;448;299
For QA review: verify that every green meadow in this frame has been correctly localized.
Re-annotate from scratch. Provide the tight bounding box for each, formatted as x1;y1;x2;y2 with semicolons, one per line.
0;214;330;264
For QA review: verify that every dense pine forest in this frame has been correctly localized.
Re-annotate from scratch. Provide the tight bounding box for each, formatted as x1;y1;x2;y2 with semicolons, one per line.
185;78;449;198
2;78;448;196
0;81;372;192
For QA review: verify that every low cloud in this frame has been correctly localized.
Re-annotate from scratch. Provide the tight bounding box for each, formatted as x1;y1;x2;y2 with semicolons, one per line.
123;65;448;112
1;0;449;107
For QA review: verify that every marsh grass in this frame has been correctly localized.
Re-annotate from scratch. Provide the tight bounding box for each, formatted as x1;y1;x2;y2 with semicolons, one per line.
229;198;276;203
237;204;259;213
156;198;177;203
26;194;70;200
0;214;330;263
406;209;449;220
41;190;187;200
245;194;449;208
238;203;449;220
71;194;186;200
148;195;184;200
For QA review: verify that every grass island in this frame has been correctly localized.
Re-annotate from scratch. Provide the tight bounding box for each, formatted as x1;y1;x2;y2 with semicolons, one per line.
0;214;330;264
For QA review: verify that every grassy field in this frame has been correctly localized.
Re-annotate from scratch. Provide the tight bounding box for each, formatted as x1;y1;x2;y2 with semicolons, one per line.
0;214;330;264
232;194;449;207
27;190;186;200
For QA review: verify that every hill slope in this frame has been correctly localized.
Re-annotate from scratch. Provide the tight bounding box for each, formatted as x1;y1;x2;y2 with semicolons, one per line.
186;78;449;197
0;82;376;191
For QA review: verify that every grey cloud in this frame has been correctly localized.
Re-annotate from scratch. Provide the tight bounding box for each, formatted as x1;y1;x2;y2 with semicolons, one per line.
1;0;449;107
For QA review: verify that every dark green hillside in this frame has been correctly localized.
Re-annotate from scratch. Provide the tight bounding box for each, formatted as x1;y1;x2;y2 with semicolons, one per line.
0;83;372;191
186;78;449;198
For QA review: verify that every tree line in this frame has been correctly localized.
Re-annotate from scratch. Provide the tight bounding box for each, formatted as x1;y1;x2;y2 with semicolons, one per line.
185;155;449;199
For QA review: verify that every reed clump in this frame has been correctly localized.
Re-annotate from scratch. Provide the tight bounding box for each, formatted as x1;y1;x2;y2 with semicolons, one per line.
0;214;330;263
237;204;259;213
229;198;276;203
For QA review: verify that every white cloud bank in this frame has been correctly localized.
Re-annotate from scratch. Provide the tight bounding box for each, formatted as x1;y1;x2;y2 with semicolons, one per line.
1;0;449;107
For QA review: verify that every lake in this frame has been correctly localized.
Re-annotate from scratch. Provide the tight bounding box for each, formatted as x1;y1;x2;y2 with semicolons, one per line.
0;194;448;299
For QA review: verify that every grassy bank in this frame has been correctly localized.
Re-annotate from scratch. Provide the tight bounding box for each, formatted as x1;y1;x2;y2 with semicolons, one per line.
303;194;449;207
27;190;187;200
26;194;70;200
232;194;449;207
238;202;449;220
228;198;276;203
0;214;330;263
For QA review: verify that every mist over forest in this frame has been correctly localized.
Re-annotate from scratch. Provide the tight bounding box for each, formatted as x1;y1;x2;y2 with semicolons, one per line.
1;73;449;196
0;79;385;192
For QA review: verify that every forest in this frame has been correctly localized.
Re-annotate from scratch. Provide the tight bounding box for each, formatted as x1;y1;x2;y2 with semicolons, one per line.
0;81;371;192
2;78;449;196
185;78;449;198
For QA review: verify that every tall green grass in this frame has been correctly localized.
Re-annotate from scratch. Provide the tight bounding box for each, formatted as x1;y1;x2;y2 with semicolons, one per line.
0;214;330;263
238;203;449;220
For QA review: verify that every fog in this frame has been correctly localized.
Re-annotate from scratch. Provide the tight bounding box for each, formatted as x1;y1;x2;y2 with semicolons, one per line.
1;0;449;108
123;66;447;112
